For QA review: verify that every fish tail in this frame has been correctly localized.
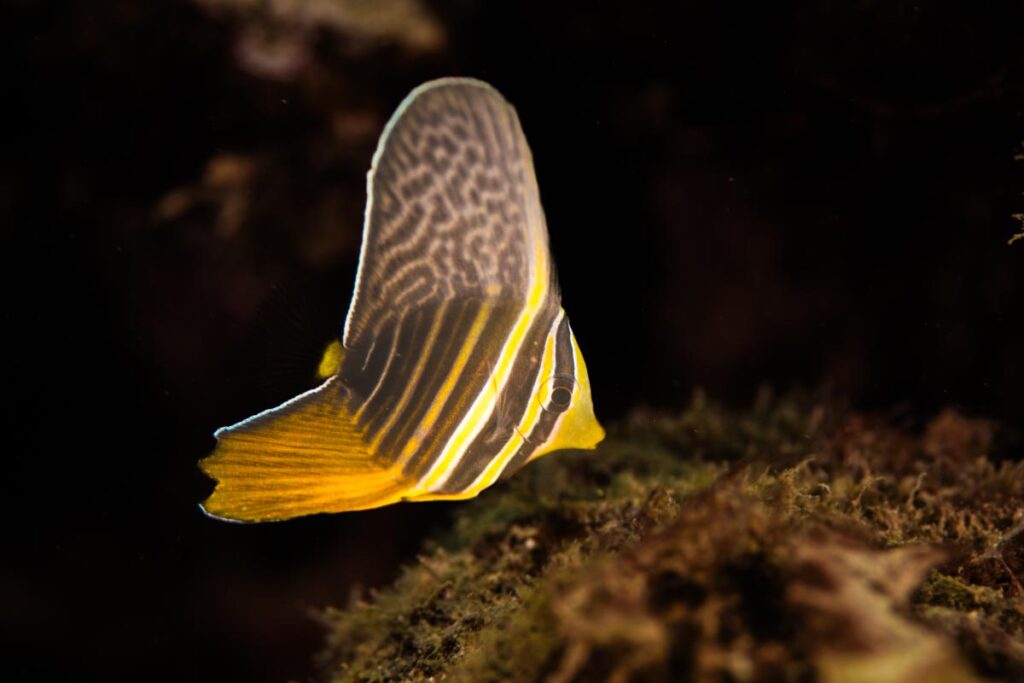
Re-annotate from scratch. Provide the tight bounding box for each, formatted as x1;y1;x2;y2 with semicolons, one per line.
199;377;411;522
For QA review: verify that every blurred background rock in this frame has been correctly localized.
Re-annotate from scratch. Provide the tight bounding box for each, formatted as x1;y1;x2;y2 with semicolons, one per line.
5;1;1022;680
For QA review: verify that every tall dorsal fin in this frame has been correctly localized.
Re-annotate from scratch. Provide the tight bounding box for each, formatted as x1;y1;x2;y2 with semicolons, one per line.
343;78;558;353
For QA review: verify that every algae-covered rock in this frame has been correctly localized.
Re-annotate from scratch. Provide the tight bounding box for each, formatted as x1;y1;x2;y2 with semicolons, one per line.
317;395;1023;682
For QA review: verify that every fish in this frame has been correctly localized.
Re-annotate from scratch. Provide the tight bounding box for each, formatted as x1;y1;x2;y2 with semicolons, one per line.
199;78;604;522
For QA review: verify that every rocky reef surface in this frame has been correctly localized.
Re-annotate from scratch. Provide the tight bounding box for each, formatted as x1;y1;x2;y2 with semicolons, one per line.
316;394;1023;682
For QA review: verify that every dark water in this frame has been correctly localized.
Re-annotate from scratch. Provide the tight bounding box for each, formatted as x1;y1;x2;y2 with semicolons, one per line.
6;2;1023;681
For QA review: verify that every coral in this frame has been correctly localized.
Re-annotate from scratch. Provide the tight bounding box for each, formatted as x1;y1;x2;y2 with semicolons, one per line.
318;395;1024;682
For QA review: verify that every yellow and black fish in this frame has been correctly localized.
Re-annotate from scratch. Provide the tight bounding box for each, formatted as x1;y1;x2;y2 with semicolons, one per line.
200;78;604;522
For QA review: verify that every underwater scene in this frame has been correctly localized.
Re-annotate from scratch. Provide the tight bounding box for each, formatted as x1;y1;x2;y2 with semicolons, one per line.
7;2;1024;682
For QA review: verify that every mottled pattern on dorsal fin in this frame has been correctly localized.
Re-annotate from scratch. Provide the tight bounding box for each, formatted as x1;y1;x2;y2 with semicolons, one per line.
343;78;557;352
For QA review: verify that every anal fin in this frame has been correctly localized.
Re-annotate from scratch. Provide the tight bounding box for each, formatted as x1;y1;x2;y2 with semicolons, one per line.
199;377;412;522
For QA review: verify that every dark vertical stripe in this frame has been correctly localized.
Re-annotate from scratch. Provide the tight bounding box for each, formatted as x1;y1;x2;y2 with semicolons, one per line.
340;314;398;401
435;301;560;494
402;302;522;478
499;317;577;480
376;299;476;458
498;411;560;481
554;317;574;381
348;307;430;438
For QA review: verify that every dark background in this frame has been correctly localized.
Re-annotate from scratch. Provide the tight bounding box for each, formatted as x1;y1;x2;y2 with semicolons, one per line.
6;1;1023;680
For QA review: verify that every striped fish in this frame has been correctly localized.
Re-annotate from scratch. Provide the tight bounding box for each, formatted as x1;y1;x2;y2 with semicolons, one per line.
199;78;604;522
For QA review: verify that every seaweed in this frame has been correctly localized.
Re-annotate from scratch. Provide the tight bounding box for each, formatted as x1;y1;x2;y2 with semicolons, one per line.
317;395;1023;682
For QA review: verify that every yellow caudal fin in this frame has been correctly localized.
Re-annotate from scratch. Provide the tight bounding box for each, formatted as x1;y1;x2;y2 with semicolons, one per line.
199;377;412;522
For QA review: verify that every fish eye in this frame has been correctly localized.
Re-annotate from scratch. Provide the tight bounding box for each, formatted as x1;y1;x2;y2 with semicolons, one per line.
550;386;572;408
540;376;576;413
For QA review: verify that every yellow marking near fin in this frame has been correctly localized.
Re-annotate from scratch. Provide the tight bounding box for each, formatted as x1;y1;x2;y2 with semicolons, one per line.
527;331;604;462
200;378;412;522
317;340;344;379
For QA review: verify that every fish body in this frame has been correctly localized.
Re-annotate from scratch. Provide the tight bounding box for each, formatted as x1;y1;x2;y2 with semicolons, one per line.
200;79;603;522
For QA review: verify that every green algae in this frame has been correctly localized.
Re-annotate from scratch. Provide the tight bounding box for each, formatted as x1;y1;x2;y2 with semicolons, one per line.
317;395;1023;682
